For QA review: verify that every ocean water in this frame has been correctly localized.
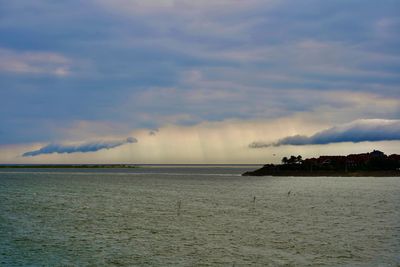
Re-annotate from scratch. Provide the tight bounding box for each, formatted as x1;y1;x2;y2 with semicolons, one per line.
0;166;399;266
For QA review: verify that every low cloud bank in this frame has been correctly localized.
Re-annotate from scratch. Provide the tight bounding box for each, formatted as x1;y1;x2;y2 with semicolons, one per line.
23;137;137;157
249;119;400;148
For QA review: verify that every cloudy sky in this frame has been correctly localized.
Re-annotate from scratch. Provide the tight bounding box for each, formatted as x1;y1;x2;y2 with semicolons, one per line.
0;0;399;164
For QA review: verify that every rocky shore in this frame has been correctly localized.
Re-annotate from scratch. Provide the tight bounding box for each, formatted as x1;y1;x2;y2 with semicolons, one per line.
242;169;400;177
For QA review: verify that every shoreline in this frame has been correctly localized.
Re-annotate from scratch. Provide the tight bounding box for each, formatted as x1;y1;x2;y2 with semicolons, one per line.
243;150;400;177
0;164;139;169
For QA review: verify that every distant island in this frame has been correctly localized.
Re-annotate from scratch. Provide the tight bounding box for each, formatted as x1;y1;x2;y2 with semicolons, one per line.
0;164;138;169
243;150;400;177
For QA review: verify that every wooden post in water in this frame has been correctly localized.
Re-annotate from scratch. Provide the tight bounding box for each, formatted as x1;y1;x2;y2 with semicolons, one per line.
252;196;256;210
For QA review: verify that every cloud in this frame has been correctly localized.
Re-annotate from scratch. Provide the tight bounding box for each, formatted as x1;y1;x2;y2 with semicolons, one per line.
95;0;273;15
250;119;400;148
1;0;399;147
0;48;71;76
22;137;137;157
149;129;159;136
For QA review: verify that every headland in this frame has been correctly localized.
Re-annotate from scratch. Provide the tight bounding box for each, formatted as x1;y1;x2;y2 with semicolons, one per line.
243;150;400;177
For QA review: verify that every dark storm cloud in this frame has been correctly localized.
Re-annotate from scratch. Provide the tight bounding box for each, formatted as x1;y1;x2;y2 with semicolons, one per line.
22;137;137;157
249;119;400;148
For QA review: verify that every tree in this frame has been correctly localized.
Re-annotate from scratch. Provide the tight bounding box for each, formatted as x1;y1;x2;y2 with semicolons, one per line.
289;155;297;164
282;155;303;164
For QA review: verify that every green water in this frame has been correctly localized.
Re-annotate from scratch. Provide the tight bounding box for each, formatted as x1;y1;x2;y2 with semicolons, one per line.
1;167;399;266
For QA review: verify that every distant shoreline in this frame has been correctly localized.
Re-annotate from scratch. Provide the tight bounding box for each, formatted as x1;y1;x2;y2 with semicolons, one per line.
0;164;262;168
0;164;139;169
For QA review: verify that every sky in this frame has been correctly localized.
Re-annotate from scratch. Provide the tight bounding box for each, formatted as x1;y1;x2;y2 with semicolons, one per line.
0;0;399;164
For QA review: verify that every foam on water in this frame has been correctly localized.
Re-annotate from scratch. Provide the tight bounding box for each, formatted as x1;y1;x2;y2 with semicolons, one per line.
1;167;399;266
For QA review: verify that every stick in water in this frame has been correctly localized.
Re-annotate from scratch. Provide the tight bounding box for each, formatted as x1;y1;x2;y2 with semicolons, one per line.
177;200;182;216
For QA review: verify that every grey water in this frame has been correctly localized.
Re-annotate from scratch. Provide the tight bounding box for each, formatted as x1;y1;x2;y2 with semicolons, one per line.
0;166;399;266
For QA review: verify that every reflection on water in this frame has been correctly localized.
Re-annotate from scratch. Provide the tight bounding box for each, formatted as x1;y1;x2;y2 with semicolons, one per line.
1;167;400;266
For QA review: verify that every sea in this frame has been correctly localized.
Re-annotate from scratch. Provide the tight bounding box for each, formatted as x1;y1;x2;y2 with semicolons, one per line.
0;166;399;266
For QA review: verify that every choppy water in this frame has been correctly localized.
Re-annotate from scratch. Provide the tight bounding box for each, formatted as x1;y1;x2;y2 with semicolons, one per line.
0;166;399;266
